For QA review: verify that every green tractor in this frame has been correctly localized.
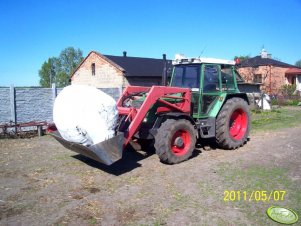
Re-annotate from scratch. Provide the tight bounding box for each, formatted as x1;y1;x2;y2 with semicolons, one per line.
118;57;250;164
52;57;250;165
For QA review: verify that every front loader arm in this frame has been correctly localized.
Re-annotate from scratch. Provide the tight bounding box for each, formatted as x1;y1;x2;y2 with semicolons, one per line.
117;86;191;146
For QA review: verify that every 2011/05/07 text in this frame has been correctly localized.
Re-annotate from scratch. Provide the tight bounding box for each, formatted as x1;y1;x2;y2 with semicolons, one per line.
224;190;286;202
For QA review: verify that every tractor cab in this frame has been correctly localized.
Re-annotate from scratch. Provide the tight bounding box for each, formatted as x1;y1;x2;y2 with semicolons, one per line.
169;57;242;119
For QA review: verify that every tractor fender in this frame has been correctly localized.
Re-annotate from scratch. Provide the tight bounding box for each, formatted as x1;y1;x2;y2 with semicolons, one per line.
225;93;250;105
208;93;250;118
157;112;196;127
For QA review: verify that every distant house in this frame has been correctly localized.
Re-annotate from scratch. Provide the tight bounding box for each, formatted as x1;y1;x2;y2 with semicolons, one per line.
71;51;172;88
237;49;301;94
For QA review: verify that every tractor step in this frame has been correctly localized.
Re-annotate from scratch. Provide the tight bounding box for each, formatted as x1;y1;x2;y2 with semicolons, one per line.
50;131;124;165
197;118;216;138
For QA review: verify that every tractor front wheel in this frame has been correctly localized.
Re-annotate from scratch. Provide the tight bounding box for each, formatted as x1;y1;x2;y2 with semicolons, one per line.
216;97;250;149
154;119;197;164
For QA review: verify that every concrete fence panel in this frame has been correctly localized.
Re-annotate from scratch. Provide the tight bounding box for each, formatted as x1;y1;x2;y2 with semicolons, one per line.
15;88;54;123
0;88;11;124
0;85;121;125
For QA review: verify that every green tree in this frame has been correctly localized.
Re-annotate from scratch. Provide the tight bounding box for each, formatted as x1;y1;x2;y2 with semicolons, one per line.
38;57;58;87
59;47;84;77
295;59;301;68
234;55;250;62
39;47;83;87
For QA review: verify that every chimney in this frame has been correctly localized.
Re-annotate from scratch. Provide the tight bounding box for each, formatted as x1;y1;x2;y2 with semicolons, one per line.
260;48;268;58
162;54;167;86
123;51;127;57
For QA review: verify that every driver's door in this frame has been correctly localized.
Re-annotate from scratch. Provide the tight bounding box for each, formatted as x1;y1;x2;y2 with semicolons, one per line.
200;64;221;115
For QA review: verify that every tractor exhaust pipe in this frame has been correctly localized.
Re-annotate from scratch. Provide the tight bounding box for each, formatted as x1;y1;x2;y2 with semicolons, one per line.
162;54;167;86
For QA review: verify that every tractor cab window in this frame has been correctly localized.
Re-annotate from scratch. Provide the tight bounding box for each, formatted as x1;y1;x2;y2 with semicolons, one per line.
234;69;244;83
221;65;235;90
201;65;220;114
171;65;200;88
203;65;220;92
172;67;184;87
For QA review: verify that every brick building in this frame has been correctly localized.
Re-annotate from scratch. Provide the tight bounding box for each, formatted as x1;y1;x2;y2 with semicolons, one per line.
237;49;301;94
71;51;172;88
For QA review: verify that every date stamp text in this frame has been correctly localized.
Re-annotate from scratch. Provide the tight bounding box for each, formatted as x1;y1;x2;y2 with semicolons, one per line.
224;190;286;202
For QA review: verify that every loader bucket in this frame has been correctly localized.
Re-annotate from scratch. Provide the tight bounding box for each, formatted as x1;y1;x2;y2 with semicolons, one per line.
50;131;124;165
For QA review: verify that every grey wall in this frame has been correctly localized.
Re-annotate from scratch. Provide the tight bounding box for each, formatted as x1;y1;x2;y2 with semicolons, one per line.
15;88;55;123
0;88;11;124
99;88;121;100
0;86;121;124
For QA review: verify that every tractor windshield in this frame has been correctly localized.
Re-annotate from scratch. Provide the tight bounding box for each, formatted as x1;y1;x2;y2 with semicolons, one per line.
171;65;200;88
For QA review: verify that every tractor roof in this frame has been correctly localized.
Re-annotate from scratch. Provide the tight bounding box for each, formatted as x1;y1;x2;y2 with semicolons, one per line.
173;56;236;66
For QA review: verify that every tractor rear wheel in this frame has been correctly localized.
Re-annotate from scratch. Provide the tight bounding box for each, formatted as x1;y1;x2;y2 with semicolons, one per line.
154;119;197;164
216;97;250;149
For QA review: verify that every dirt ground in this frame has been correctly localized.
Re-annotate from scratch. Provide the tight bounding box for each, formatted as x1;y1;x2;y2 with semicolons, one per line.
0;125;301;225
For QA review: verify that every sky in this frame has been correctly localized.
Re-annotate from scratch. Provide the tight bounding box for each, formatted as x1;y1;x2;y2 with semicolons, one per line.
0;0;301;86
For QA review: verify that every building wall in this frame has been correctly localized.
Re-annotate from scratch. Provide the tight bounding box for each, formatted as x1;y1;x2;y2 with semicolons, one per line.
297;75;301;91
71;52;125;88
238;66;287;94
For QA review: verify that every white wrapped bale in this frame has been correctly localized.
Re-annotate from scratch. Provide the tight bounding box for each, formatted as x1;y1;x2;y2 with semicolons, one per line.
256;94;271;110
53;85;118;146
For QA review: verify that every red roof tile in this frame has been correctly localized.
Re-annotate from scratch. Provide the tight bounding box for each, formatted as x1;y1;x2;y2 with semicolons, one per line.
286;67;301;75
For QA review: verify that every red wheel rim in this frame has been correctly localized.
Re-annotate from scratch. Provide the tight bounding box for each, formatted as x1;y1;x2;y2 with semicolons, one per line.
229;108;248;140
171;130;191;156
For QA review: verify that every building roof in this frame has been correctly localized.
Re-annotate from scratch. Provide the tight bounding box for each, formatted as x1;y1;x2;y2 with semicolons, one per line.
71;51;173;78
285;67;301;75
71;51;125;79
238;56;297;68
104;55;173;77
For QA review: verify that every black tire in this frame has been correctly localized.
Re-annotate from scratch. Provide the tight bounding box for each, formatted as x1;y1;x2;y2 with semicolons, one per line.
137;138;154;152
216;97;250;149
154;119;197;164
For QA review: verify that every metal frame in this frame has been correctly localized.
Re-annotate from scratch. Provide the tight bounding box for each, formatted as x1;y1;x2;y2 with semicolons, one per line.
117;86;191;146
170;62;242;119
0;121;48;138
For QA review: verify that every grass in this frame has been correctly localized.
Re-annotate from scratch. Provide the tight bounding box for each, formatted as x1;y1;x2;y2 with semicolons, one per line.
251;106;301;132
217;163;301;225
88;217;97;225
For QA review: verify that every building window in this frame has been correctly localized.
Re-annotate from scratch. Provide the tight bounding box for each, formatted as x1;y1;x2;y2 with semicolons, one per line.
91;63;95;76
253;74;262;83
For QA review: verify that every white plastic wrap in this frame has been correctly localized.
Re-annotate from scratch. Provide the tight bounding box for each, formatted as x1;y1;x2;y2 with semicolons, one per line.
53;85;118;146
256;94;271;110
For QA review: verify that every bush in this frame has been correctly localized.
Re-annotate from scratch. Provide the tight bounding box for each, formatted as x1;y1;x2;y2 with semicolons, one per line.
271;99;278;106
285;99;300;106
281;84;296;97
271;97;301;106
271;85;301;106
